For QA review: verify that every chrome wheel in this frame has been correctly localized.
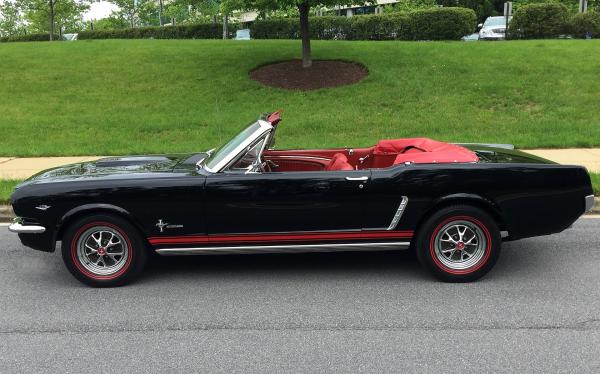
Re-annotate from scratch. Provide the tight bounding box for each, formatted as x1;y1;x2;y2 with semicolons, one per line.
76;226;129;276
433;220;487;271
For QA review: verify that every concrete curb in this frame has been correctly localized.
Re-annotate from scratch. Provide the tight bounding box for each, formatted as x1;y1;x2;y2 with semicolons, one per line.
0;205;14;223
1;198;599;223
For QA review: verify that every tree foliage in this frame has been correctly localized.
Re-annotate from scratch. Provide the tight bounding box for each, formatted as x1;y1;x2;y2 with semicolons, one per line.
0;1;27;36
15;0;90;35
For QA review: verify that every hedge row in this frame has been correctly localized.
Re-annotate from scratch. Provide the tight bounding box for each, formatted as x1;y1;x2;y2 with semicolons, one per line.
250;8;477;41
0;33;59;43
510;4;571;39
75;7;475;42
510;4;600;39
78;23;239;40
571;11;600;38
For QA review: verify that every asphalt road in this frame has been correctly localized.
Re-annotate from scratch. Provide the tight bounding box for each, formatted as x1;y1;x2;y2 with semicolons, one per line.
1;218;599;373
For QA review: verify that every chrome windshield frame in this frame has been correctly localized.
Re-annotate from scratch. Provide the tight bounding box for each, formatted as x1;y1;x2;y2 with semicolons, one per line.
203;120;273;173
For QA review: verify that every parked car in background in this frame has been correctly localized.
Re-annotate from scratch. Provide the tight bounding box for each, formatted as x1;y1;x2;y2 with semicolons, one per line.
478;16;511;40
235;29;251;40
62;33;78;41
462;33;480;41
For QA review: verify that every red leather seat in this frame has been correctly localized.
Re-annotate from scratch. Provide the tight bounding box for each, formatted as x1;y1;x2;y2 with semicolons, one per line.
325;153;354;171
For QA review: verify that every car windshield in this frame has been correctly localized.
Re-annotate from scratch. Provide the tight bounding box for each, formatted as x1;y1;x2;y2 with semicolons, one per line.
484;17;507;27
204;121;263;171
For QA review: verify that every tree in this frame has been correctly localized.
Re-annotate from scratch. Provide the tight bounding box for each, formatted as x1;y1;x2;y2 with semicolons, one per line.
91;13;129;29
224;0;366;67
16;0;90;39
0;1;27;36
437;0;494;23
108;0;159;27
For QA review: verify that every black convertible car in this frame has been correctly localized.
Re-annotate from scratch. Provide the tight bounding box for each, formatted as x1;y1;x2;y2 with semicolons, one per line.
9;112;595;286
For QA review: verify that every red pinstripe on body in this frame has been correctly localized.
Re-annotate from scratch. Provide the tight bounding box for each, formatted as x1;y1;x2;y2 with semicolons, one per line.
147;230;414;246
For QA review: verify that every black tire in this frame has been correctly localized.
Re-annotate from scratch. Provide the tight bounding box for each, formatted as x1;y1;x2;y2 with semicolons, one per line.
415;205;501;282
61;214;148;287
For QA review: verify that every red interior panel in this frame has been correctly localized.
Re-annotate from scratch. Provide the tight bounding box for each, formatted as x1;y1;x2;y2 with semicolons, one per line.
262;138;478;172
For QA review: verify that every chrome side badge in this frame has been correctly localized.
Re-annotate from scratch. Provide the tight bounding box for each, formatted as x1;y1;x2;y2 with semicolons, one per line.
35;205;51;211
156;219;183;233
156;219;168;233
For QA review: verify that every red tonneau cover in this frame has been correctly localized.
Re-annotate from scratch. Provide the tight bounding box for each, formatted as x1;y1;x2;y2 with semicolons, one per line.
374;138;479;164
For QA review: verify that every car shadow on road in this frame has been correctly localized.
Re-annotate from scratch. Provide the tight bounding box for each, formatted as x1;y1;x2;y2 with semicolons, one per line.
141;249;430;282
137;240;549;285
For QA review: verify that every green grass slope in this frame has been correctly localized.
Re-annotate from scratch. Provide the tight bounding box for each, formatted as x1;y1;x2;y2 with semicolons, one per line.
1;39;599;156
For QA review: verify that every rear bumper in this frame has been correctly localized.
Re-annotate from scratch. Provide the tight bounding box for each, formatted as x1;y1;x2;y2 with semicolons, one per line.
479;35;505;40
586;195;595;212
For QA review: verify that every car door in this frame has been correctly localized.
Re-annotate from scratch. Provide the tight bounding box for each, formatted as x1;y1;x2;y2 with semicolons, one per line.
204;169;371;235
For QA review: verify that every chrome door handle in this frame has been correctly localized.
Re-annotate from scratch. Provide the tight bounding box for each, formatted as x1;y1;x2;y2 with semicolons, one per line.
345;176;369;182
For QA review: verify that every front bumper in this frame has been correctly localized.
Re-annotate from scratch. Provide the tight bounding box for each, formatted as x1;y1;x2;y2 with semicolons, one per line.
586;195;595;212
8;218;54;252
8;222;46;234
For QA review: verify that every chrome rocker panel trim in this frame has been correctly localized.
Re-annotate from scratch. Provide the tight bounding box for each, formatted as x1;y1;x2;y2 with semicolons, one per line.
155;241;411;256
585;194;595;212
8;223;46;234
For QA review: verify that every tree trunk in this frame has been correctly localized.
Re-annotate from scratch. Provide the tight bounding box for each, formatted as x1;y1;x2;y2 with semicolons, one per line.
48;0;54;41
159;0;164;26
298;1;311;68
223;14;229;40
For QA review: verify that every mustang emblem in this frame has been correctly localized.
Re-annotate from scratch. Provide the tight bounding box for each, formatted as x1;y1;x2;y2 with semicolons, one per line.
156;219;169;233
35;205;51;211
156;219;183;232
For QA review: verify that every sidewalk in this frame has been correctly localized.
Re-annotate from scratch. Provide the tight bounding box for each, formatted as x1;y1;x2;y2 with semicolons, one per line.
0;157;101;179
1;149;600;180
526;149;600;173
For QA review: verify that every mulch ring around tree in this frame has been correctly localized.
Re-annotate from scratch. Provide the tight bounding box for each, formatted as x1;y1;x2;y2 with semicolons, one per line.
249;59;368;90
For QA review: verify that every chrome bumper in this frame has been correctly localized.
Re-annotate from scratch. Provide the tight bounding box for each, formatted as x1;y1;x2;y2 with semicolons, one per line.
585;195;595;212
8;222;46;234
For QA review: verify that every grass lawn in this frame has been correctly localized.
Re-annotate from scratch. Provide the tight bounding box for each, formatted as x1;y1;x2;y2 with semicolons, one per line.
591;173;600;196
0;180;21;204
0;39;600;156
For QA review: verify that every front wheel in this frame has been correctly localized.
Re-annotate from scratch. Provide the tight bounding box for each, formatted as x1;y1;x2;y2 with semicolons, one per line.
415;205;501;282
61;214;148;287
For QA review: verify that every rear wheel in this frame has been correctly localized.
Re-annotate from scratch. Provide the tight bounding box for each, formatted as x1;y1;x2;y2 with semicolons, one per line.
61;214;148;287
415;205;501;282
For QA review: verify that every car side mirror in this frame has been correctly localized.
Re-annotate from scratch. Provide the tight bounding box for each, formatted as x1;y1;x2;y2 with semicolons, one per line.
477;23;483;29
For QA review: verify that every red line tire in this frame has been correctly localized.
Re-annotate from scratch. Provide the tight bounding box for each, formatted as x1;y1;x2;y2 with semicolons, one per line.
415;205;501;282
61;214;148;287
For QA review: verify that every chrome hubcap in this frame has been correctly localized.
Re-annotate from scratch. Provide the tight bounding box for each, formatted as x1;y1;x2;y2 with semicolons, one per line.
76;226;129;276
434;220;486;270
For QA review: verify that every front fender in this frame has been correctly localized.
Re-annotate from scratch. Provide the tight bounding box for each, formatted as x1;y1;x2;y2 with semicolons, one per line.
54;203;145;242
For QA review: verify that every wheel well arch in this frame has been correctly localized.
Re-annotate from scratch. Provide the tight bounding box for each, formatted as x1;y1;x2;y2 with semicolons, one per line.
54;204;146;242
413;195;507;237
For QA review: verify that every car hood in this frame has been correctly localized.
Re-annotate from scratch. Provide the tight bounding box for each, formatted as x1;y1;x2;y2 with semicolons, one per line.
22;153;206;185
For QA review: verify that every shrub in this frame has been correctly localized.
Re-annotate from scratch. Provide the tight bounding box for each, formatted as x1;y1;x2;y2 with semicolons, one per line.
78;23;238;40
510;3;570;39
406;7;477;40
0;33;60;43
250;8;476;41
571;11;600;38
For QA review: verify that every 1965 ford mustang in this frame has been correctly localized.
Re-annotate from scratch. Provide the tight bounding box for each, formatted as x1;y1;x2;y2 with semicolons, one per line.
9;112;595;286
